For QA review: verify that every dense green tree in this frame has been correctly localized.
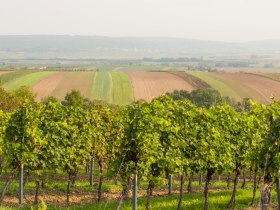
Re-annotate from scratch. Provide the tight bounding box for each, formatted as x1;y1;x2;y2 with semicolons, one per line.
168;89;235;108
0;86;35;112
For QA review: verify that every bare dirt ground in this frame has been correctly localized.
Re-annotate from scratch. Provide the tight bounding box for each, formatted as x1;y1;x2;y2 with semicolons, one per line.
128;72;194;102
32;72;65;101
210;73;280;104
51;72;95;101
170;71;211;88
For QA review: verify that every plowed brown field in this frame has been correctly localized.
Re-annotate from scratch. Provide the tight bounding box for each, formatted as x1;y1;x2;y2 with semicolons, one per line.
32;72;65;101
128;72;194;102
210;73;280;104
51;72;95;100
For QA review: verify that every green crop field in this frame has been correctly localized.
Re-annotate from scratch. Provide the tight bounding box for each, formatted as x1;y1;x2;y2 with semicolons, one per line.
3;71;55;91
111;72;133;105
91;71;113;103
0;70;37;84
190;72;241;100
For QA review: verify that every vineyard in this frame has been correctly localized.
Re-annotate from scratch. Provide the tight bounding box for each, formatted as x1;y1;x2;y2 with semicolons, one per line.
0;87;279;210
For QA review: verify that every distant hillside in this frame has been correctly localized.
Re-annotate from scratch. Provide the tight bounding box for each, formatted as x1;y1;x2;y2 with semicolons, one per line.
0;35;280;59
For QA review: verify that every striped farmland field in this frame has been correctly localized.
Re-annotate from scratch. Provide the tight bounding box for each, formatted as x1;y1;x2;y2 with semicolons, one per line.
3;71;55;91
2;70;279;105
191;72;280;104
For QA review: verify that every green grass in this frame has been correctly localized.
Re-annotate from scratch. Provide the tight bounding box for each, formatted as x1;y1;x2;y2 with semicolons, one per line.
190;72;241;100
7;188;277;210
111;72;133;105
3;71;55;91
0;70;37;84
91;71;113;103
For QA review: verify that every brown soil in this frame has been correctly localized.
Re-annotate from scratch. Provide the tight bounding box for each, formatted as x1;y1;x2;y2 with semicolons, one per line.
32;72;65;101
210;73;280;104
51;72;95;101
128;72;194;102
170;71;211;88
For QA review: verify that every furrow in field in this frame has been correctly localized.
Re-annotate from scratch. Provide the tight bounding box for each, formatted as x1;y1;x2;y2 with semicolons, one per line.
128;72;194;102
32;72;65;101
91;71;112;103
3;71;55;91
51;72;95;101
190;72;241;101
111;72;133;105
209;73;280;104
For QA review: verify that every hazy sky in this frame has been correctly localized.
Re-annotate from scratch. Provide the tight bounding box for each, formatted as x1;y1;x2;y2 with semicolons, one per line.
1;0;280;42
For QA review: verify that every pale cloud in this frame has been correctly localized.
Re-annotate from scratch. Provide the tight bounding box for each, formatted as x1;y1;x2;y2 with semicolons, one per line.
0;0;279;42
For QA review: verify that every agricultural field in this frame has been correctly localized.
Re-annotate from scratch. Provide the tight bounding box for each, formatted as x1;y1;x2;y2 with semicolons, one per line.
0;70;38;84
2;70;280;105
32;72;65;100
190;72;241;100
91;71;112;103
170;71;211;89
0;70;197;105
51;71;95;101
191;71;280;104
128;72;194;102
2;71;56;92
254;72;280;82
111;72;133;105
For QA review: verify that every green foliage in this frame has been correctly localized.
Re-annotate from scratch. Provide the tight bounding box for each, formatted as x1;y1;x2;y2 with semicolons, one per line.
0;88;280;209
0;86;35;112
31;199;47;210
62;89;87;107
4;103;44;169
0;111;10;155
167;89;235;108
